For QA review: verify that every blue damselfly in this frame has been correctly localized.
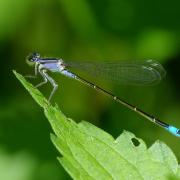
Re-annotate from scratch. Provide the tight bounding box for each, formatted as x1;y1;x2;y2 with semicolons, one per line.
26;52;180;137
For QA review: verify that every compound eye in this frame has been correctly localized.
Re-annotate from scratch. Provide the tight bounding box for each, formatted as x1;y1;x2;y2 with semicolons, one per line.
26;52;40;62
32;52;40;59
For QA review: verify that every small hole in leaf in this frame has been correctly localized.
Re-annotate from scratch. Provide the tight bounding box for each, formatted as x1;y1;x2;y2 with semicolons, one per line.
131;138;140;146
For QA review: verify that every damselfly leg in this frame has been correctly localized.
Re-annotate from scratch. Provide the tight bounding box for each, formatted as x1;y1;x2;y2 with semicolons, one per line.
25;63;38;78
36;68;58;101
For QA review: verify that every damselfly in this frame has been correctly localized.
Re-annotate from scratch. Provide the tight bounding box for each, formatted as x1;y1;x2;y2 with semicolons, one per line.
26;52;180;137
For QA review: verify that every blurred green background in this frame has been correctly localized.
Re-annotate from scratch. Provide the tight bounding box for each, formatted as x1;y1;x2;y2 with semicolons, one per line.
0;0;180;179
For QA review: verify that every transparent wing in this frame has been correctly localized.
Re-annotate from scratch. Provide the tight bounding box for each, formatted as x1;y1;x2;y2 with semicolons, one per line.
66;60;166;85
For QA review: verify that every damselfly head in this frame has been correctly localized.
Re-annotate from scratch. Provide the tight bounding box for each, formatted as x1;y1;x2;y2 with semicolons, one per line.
26;52;40;62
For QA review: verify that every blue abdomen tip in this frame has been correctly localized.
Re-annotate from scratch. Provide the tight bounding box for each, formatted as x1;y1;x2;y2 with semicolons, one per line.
168;126;180;137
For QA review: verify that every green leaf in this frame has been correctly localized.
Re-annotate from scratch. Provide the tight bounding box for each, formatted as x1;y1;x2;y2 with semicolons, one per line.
13;70;180;180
